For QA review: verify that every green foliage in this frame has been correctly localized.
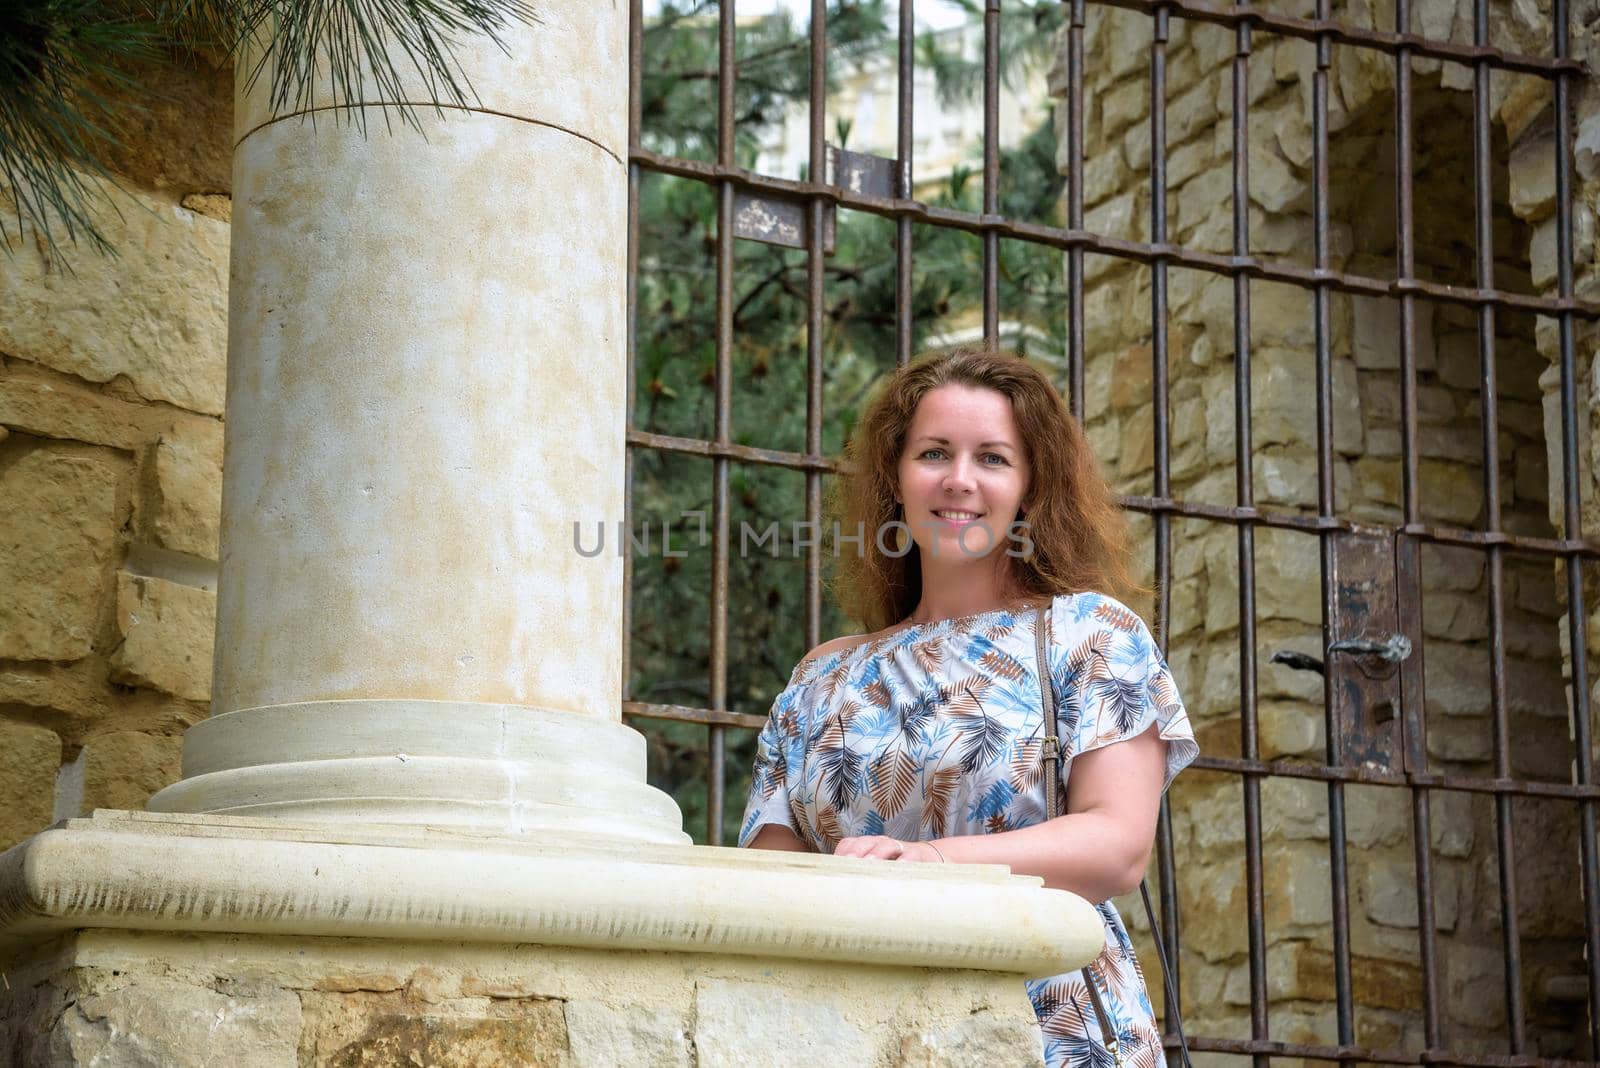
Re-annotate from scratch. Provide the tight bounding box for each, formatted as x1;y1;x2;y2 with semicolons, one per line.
0;0;536;259
630;0;1069;843
0;1;159;256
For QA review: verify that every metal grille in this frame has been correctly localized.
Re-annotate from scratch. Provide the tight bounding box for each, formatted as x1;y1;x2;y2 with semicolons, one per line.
621;0;1600;1063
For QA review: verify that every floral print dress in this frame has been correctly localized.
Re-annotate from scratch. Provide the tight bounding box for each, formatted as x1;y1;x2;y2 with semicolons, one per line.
738;592;1199;1068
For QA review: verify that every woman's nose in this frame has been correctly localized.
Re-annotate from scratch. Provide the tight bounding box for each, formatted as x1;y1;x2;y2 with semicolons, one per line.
943;459;976;492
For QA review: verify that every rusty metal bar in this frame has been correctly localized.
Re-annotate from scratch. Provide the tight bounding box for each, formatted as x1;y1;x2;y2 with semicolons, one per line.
624;0;644;705
983;0;1001;343
707;0;738;846
1097;0;1584;76
1554;0;1600;1047
1067;0;1086;417
618;694;1600;801
630;148;1600;320
624;700;768;731
806;0;826;653
1177;1033;1594;1067
1394;0;1444;1048
1146;6;1181;1045
1310;1;1356;1054
626;429;845;473
1231;7;1269;1063
1463;0;1526;1047
896;0;915;367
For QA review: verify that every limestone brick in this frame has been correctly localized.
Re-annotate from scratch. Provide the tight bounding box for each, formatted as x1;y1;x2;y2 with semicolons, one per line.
1259;699;1324;758
1091;6;1151;83
0;366;154;451
1529;202;1594;289
1168;81;1220;148
1203;525;1322;632
0;445;125;662
565;1001;692;1067
108;572;216;702
1507;130;1557;223
180;193;232;223
1221;942;1425;1013
1361;856;1462;932
1419;458;1485;526
1174;165;1232;238
297;989;570;1066
1167;132;1217;190
1250;140;1308;214
139;419;225;560
44;976;302;1067
0;719;61;851
1085;188;1146;245
891;1015;1044;1068
78;729;184;813
1351;294;1436;371
90;59;232;197
0;174;228;416
1099;79;1147;141
1251;352;1363;456
1117;404;1155;483
694;977;876;1066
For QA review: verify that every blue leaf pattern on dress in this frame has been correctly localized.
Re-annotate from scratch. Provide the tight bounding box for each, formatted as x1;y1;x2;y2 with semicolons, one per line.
739;592;1199;1068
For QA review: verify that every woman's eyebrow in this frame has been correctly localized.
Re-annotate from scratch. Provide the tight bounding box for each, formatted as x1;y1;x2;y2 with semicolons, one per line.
915;436;1017;450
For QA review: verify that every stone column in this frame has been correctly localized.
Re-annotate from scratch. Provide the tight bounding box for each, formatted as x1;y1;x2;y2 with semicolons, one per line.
148;8;685;843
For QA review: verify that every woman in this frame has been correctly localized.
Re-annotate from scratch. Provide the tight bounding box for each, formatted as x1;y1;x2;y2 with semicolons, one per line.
739;347;1198;1067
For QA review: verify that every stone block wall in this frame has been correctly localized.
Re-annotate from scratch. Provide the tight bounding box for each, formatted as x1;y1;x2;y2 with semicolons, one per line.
1;930;1045;1068
0;57;231;852
1053;0;1596;1058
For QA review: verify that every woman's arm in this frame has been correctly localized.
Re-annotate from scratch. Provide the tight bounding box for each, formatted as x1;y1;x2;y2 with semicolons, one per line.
747;824;813;851
835;725;1168;902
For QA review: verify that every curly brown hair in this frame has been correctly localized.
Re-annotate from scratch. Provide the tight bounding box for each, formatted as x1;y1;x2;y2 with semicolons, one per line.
829;346;1135;632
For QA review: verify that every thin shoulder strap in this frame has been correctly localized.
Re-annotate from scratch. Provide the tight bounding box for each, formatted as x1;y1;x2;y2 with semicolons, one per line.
1035;603;1061;821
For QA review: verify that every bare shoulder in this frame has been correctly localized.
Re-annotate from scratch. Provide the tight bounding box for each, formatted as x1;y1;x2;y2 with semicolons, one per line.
804;630;886;664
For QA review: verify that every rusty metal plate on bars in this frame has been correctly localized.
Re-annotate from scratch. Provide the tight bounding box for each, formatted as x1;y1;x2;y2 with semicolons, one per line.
731;192;836;253
828;145;900;198
1327;528;1409;773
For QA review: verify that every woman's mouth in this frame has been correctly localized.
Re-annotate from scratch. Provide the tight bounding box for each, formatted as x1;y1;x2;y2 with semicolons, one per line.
932;509;984;525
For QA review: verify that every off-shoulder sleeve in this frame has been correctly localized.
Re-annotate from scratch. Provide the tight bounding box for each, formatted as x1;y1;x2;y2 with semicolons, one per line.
1049;592;1199;792
737;669;810;847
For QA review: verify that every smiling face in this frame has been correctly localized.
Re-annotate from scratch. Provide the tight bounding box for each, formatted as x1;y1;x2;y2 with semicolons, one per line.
896;383;1031;566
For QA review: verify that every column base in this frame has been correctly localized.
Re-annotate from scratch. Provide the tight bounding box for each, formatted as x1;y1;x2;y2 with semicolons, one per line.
147;699;688;844
0;811;1107;1066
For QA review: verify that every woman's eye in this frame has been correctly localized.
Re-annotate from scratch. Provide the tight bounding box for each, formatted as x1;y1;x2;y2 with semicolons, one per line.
982;453;1008;466
920;448;946;460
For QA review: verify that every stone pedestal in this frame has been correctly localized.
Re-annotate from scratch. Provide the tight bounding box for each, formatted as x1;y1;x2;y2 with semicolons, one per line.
1;812;1103;1066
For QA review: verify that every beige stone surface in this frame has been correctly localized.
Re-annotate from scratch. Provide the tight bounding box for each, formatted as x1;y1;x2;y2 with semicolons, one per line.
79;730;183;814
50;974;302;1067
219;114;625;717
0;364;157;451
0;721;61;851
1;928;1053;1068
563;1000;691;1067
90;58;233;197
109;573;216;703
0;445;125;662
1;812;1104;979
298;989;569;1066
140;419;224;560
234;8;627;162
0;175;228;416
694;977;876;1066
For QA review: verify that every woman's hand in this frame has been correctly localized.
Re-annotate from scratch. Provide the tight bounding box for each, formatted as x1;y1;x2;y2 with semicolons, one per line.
835;835;945;863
